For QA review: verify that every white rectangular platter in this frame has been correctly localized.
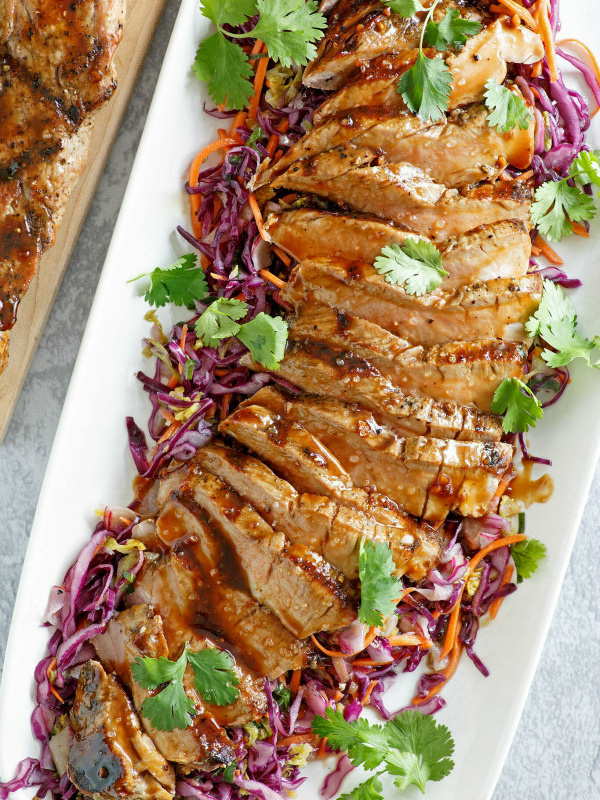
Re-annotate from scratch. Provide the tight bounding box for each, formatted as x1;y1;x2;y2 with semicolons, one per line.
1;1;600;798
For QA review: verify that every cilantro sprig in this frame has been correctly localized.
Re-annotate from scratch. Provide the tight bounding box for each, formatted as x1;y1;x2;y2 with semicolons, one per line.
131;645;240;732
510;538;547;583
490;378;543;434
194;298;289;369
424;7;481;49
130;254;209;308
312;709;454;796
358;539;403;627
194;0;327;110
532;150;600;242
484;79;533;133
526;280;600;369
394;0;481;121
373;240;448;295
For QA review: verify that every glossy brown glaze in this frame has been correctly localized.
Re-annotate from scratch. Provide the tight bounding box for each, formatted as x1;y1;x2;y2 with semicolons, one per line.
507;459;554;508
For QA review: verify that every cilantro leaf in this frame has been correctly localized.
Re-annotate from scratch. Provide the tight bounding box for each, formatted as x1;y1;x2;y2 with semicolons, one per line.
383;0;425;15
425;9;482;49
132;649;194;732
373;240;448;295
339;775;384;800
200;0;256;27
194;297;248;348
140;679;196;732
510;538;547;583
397;51;452;122
358;539;403;627
569;149;600;188
193;33;254;111
484;79;533;132
532;179;596;242
525;280;598;368
187;649;240;706
312;709;455;795
385;712;454;792
490;378;543;434
250;0;327;68
237;312;288;369
130;254;209;308
311;710;389;770
131;652;187;689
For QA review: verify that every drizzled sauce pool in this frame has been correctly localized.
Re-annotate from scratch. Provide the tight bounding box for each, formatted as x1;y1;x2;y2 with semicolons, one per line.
507;459;554;508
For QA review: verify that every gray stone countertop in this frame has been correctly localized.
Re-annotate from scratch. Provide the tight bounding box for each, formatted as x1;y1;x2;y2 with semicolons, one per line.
0;2;599;797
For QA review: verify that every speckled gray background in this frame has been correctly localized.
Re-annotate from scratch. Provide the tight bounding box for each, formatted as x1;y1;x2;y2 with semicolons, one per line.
0;2;599;797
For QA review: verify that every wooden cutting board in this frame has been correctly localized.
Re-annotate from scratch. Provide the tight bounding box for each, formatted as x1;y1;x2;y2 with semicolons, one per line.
0;0;168;444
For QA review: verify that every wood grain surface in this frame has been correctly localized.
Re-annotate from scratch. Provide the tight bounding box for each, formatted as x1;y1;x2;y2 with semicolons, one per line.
0;0;168;444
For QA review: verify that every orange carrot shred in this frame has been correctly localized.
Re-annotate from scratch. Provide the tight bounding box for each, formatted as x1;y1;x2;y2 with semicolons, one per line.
536;0;558;81
412;642;464;706
272;246;292;267
248;193;269;241
158;421;181;444
258;268;286;289
188;138;238;236
278;733;320;748
534;234;563;265
310;626;378;659
289;669;302;694
571;220;590;237
439;534;528;661
493;0;538;31
248;42;269;120
361;680;378;706
490;565;515;620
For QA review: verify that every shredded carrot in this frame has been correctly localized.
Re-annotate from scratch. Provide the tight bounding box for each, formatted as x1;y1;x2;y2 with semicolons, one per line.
571;220;590;237
167;373;180;389
412;642;464;706
220;393;231;421
159;408;176;425
488;470;514;511
532;59;543;78
188;138;238;236
280;193;299;205
331;689;344;702
558;38;600;115
248;42;269;120
278;733;320;748
258;268;286;289
248;192;270;241
361;680;378;706
272;148;284;165
490;565;515;620
316;737;329;758
272;246;292;267
290;669;302;694
310;626;378;659
229;110;248;140
534;234;563;264
158;421;182;444
47;659;65;704
516;169;534;182
492;0;538;31
531;245;542;256
388;634;431;648
439;535;527;661
536;0;558;82
352;657;394;667
180;324;188;353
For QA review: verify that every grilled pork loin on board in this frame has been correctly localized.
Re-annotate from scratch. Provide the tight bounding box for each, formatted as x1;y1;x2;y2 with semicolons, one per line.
0;0;125;373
